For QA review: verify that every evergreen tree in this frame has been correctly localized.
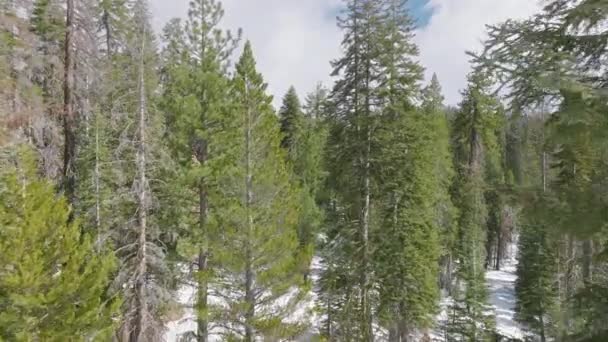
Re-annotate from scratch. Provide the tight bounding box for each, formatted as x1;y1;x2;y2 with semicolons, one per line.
422;74;458;294
75;107;113;245
98;0;131;55
0;148;119;340
474;1;608;338
515;202;558;342
279;86;304;151
371;3;445;335
73;1;174;339
159;1;240;340
75;0;133;238
27;0;64;179
0;2;40;145
322;1;387;338
210;41;304;340
321;0;436;339
374;106;442;339
278;86;326;282
447;73;500;341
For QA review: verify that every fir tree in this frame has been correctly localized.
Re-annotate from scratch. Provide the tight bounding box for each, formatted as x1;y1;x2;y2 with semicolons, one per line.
279;86;326;282
0;148;119;340
374;107;442;339
515;202;558;342
80;1;174;339
422;74;458;294
210;41;304;340
371;2;444;335
98;0;131;55
321;0;434;339
448;73;501;341
473;1;608;337
323;1;385;338
279;86;304;151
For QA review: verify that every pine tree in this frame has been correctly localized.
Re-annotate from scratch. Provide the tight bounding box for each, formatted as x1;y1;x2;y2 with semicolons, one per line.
515;202;558;342
374;106;442;339
98;0;131;56
0;147;119;340
321;0;438;339
323;1;385;338
447;73;501;341
473;1;608;338
209;41;304;340
279;86;304;151
78;1;173;339
422;74;458;294
159;1;240;340
278;86;325;282
371;1;445;335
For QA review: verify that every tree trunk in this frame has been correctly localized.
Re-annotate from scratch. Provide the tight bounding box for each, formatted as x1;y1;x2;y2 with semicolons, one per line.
447;253;454;295
495;231;502;271
388;325;398;342
469;126;482;176
559;235;575;336
326;294;332;339
63;0;76;208
94;111;101;249
133;23;149;342
360;13;373;338
398;322;410;342
582;240;593;283
244;85;255;342
197;181;209;342
360;127;372;342
539;312;546;342
102;8;112;56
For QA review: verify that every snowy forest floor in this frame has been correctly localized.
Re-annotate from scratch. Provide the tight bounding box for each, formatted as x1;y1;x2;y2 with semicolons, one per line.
486;263;523;340
486;241;524;340
165;245;524;341
433;242;523;341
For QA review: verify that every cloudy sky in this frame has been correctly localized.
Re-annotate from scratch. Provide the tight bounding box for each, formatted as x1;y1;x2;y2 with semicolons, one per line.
150;0;541;107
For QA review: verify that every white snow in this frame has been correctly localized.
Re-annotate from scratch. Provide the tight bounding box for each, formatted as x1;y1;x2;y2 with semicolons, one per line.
433;241;524;341
166;246;525;341
164;258;322;341
486;241;524;340
164;283;197;342
486;264;523;340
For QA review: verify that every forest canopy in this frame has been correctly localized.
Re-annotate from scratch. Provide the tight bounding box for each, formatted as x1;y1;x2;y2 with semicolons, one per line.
0;0;607;341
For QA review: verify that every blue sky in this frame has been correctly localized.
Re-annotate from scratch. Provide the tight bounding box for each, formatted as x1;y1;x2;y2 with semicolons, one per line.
326;0;433;28
410;0;433;27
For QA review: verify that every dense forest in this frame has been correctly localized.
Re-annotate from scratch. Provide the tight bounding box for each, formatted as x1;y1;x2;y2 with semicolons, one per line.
1;0;607;341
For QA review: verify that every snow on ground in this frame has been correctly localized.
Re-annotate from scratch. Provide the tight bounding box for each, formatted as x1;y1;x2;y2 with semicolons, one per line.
431;296;455;341
433;241;524;341
164;283;198;342
486;263;523;340
486;241;524;340
164;258;322;341
166;246;524;341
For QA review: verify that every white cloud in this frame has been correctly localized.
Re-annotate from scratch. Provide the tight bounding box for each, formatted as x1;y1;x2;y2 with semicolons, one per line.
415;0;541;105
150;0;541;108
150;0;342;108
